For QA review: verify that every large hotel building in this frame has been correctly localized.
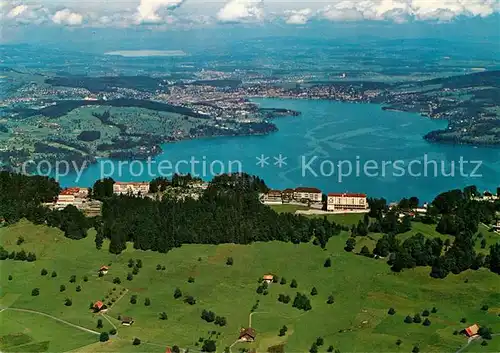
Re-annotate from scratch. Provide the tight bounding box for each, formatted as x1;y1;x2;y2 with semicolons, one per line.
327;193;368;211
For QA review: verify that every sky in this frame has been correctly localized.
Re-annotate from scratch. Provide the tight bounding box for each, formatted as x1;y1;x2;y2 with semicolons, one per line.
2;0;499;45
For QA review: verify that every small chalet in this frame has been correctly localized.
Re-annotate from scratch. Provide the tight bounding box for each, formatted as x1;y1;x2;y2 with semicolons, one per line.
263;275;274;284
93;301;106;313
239;328;256;342
463;324;480;337
121;316;135;326
99;266;109;275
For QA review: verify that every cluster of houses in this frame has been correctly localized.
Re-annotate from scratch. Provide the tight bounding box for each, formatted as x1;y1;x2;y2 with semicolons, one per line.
261;187;369;213
113;182;150;196
52;187;102;216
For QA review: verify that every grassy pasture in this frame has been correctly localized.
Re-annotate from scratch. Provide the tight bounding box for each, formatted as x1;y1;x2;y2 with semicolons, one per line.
1;220;499;353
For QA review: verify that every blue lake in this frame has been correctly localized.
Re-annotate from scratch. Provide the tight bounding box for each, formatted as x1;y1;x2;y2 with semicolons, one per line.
58;99;500;203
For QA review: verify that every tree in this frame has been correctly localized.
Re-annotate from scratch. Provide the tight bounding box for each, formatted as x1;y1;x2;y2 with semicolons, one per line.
127;273;133;281
280;277;286;285
460;318;467;323
422;309;430;317
412;346;420;353
156;264;162;270
481;238;487;249
345;238;356;252
388;308;396;315
41;268;48;276
202;340;216;352
226;257;233;266
70;275;76;283
324;258;332;267
327;346;334;352
144;297;151;306
132;338;141;345
396;339;402;346
83;275;88;282
64;298;72;306
404;315;413;323
132;266;139;275
311;287;318;296
184;296;196;305
481;304;489;311
100;332;109;342
413;314;422;323
423;318;431;326
113;277;121;284
8;275;12;281
109;328;117;335
51;271;57;278
431;307;438;313
159;312;168;320
76;285;81;292
316;337;324;346
327;295;335;304
478;327;492;340
17;236;25;245
130;295;137;304
188;276;195;283
172;346;180;353
290;279;298;288
309;343;318;353
60;284;66;292
360;246;371;257
174;288;182;299
31;288;40;296
97;319;103;329
136;259;143;268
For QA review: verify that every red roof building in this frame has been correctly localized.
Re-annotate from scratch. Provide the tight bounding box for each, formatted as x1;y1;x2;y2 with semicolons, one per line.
94;301;104;310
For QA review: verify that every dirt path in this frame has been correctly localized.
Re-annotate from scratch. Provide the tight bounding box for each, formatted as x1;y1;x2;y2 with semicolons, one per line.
2;307;100;335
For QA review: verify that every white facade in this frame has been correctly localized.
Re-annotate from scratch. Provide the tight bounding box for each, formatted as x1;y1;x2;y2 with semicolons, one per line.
327;193;368;211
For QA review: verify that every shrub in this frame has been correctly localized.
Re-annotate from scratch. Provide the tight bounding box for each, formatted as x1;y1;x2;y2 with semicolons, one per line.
41;268;48;276
132;338;141;345
388;308;396;315
226;257;233;266
17;236;25;245
100;332;109;342
423;318;431;326
51;271;57;278
132;267;139;275
481;341;488;346
136;259;142;268
76;285;82;292
404;315;413;323
31;288;40;296
422;309;429;317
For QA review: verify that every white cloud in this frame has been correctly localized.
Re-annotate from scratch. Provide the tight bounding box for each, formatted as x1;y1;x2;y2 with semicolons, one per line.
7;4;28;18
51;8;83;25
285;8;312;25
136;0;185;23
217;0;264;23
318;0;499;22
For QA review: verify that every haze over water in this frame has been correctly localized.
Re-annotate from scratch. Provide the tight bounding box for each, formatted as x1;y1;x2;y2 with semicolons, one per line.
58;99;500;203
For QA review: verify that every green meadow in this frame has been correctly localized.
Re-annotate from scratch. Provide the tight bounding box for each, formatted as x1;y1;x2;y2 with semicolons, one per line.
1;220;499;353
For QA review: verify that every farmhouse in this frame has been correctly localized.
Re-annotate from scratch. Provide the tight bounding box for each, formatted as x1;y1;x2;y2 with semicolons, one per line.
239;328;256;342
327;193;368;212
121;316;135;326
263;274;274;284
99;266;109;275
93;301;106;313
463;324;480;337
294;187;322;203
113;182;150;196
